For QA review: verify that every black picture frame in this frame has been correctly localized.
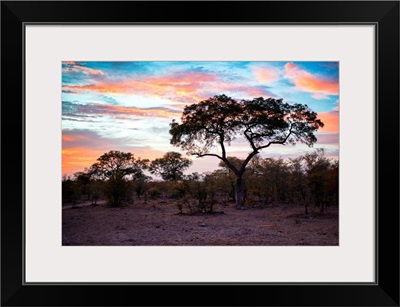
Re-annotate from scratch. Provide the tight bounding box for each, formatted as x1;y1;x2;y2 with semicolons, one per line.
1;1;399;306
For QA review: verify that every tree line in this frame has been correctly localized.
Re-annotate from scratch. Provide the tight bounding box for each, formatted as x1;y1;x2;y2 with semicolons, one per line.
62;148;338;214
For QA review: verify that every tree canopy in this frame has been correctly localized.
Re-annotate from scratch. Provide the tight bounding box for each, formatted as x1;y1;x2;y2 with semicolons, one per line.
87;150;149;206
89;150;148;181
149;151;192;181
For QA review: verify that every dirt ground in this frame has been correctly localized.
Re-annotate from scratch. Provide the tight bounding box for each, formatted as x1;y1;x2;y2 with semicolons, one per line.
62;199;339;246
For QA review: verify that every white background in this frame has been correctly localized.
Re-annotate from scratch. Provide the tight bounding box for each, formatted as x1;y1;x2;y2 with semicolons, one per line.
25;25;375;283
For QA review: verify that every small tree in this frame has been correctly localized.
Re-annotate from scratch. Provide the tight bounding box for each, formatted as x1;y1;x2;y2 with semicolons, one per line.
89;150;148;206
73;171;92;201
170;94;324;208
62;175;80;205
149;151;192;181
132;175;152;199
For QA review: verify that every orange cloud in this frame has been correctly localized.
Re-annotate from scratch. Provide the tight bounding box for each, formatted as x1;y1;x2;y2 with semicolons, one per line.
317;111;339;133
284;62;338;97
114;105;182;118
252;66;280;83
62;147;105;176
63;71;217;97
62;135;75;142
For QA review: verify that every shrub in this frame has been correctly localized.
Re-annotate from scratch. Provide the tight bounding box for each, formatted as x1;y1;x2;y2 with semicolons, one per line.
148;187;161;199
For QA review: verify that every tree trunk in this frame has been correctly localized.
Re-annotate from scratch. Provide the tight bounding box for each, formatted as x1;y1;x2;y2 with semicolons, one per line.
235;176;246;209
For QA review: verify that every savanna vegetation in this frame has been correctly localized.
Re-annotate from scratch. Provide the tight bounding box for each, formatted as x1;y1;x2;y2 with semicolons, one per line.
63;147;338;215
63;94;337;214
62;95;338;246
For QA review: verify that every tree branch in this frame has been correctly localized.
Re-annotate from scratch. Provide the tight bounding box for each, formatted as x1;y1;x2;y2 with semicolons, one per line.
219;135;227;159
257;125;294;151
196;153;224;160
243;130;258;152
196;152;239;176
239;150;259;175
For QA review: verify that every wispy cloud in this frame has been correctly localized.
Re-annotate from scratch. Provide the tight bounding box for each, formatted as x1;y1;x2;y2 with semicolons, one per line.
63;69;276;104
315;133;339;146
62;61;106;76
62;101;181;120
284;62;338;98
62;89;78;94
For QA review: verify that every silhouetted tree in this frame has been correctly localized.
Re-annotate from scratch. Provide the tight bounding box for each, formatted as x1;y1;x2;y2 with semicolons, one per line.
170;94;324;208
62;175;80;205
89;150;148;206
73;171;92;201
149;151;192;181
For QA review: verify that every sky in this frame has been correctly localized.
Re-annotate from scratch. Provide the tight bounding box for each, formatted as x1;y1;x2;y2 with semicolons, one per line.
62;61;339;178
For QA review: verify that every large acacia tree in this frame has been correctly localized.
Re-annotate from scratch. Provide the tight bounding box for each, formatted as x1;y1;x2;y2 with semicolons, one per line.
169;94;324;208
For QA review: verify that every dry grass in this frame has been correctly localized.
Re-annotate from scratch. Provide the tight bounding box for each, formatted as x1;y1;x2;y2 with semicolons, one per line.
62;199;338;246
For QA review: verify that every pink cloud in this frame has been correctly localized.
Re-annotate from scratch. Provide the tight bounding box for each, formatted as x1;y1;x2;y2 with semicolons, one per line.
315;133;339;146
63;69;276;104
284;62;338;97
63;62;105;76
252;66;280;83
317;111;339;133
312;93;328;100
64;71;216;94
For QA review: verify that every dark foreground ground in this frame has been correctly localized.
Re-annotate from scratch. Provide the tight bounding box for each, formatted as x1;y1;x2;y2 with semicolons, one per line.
62;199;339;246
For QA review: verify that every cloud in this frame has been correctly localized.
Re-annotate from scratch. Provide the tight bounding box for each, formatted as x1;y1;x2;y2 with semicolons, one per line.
252;66;280;83
312;93;329;100
63;71;216;96
63;62;106;76
315;133;339;146
63;68;276;105
62;89;78;94
317;110;339;133
284;62;338;97
98;94;119;104
62;147;105;176
62;101;181;120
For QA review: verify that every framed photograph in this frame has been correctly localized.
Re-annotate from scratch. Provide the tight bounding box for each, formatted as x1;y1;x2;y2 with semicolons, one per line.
1;1;399;306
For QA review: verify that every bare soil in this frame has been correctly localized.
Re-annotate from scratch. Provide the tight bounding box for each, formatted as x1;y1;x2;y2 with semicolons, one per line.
62;199;339;246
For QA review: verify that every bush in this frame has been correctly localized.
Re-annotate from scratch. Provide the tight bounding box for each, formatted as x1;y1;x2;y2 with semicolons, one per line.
102;178;131;206
148;187;161;200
